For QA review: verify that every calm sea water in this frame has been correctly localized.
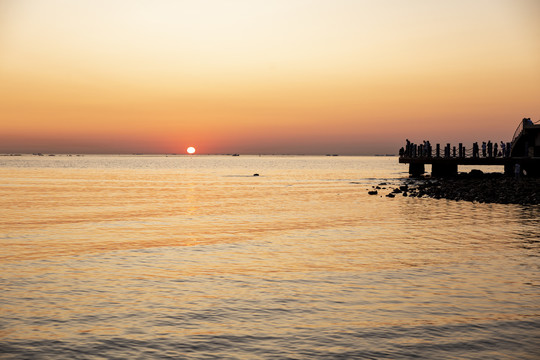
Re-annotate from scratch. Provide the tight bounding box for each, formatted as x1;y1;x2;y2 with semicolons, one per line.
1;155;539;359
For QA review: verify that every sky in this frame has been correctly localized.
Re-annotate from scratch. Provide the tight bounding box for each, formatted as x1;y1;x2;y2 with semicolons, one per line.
1;0;539;154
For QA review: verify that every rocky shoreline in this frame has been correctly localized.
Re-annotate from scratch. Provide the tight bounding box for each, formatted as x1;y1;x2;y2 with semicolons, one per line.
369;172;540;205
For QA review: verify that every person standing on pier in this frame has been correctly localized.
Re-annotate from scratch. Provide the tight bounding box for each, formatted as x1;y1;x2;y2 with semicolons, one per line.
482;142;487;157
487;141;493;157
406;139;411;157
473;142;479;158
501;142;506;157
494;142;498;157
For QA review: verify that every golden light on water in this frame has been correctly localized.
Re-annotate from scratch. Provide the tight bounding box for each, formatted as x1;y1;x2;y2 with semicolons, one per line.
1;156;539;358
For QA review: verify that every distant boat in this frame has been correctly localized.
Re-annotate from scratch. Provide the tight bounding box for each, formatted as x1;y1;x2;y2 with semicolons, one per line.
232;154;240;156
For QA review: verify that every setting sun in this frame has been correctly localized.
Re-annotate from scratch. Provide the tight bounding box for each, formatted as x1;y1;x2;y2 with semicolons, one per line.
187;146;196;154
0;0;538;156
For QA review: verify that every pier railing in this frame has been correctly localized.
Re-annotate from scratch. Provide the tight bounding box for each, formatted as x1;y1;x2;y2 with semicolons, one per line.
399;141;511;160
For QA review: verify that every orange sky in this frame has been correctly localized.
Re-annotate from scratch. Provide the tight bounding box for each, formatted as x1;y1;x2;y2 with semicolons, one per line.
1;0;539;154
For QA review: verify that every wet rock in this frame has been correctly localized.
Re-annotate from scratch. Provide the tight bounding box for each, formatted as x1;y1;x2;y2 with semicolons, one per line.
368;190;378;195
469;169;484;178
386;193;395;198
394;174;540;205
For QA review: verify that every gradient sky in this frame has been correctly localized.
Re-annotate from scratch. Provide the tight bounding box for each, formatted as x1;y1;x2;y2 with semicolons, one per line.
1;0;539;154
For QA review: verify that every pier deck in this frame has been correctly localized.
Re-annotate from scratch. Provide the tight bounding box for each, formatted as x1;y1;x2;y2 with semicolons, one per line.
399;156;540;177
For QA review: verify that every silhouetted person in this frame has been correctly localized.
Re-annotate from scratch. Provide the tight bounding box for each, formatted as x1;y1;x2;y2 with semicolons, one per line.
406;139;411;157
487;141;493;157
473;142;479;158
500;142;505;157
482;142;487;157
494;142;498;157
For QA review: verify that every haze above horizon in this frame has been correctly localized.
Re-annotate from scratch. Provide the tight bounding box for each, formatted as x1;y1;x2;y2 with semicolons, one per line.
1;0;539;155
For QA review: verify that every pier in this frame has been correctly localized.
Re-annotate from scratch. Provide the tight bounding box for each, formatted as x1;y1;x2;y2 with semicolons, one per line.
399;118;540;177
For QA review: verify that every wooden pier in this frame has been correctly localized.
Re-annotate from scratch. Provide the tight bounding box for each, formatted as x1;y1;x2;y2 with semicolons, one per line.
399;118;540;177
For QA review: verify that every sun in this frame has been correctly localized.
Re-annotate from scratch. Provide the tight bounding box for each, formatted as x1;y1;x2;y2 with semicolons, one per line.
186;146;196;154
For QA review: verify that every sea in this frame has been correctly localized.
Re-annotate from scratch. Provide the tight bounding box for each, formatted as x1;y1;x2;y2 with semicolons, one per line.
1;155;539;359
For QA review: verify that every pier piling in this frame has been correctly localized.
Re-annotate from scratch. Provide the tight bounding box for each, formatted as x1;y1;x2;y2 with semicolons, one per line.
409;163;425;176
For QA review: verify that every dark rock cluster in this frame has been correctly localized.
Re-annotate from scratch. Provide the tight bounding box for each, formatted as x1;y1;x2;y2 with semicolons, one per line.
369;172;540;205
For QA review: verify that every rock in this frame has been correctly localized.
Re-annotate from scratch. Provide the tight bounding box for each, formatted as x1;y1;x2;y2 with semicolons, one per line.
389;174;540;205
253;173;259;176
386;193;395;198
368;190;378;195
469;170;483;178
